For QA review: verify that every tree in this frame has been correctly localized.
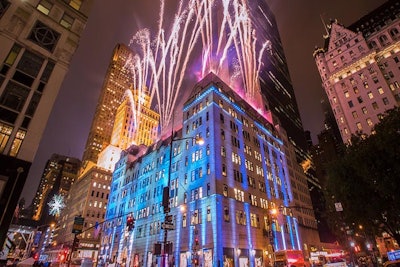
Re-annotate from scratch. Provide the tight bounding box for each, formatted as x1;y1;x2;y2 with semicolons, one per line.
324;107;400;245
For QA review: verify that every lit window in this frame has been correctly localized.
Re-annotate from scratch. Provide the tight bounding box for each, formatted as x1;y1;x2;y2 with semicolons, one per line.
0;123;13;153
352;111;358;119
356;122;362;130
9;129;25;157
60;13;74;29
368;92;374;99
362;107;368;114
182;213;187;227
223;184;228;197
236;210;246;225
366;118;373;126
37;0;52;15
378;87;384;94
344;91;349;98
67;0;82;10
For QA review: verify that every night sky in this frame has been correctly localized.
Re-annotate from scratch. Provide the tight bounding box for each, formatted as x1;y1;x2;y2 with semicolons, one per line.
21;0;387;204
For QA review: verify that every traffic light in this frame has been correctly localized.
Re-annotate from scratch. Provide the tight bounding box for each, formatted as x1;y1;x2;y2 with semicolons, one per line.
127;215;135;231
194;237;199;246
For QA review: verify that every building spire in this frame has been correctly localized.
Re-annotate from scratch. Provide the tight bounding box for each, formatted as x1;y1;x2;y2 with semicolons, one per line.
320;13;329;38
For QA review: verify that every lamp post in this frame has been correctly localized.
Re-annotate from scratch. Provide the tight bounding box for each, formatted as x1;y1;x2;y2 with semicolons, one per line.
161;132;204;267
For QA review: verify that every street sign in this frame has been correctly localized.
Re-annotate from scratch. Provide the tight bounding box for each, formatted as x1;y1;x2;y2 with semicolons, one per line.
334;202;343;212
161;223;175;230
72;216;84;234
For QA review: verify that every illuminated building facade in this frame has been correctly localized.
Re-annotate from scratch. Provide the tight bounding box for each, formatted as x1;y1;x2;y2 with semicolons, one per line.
31;154;81;224
0;0;93;247
314;0;400;143
111;88;160;149
100;73;317;267
81;44;135;165
55;164;112;260
55;71;159;260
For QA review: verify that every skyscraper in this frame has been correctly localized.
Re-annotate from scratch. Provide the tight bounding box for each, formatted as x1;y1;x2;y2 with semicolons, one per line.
31;154;81;224
110;88;160;149
313;0;400;143
0;0;93;247
248;1;309;161
81;44;135;165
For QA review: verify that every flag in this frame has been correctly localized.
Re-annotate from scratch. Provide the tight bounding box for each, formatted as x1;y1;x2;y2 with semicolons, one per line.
94;222;101;238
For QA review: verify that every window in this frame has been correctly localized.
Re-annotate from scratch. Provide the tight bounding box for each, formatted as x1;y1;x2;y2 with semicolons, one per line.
234;188;244;202
366;118;373;127
223;207;229;222
352;111;358;119
378;87;384;94
223;184;228;197
372;102;379;110
66;0;82;10
368;92;374;99
0;81;30;112
362;107;368;114
207;206;211;222
250;194;257;206
60;13;74;29
37;0;52;15
233;170;243;183
0;123;12;153
382;97;389;105
191;209;200;225
250;213;259;228
344;91;350;98
222;164;227;176
236;210;246;225
221;146;226;157
348;101;354;108
10;129;26;157
356;122;362;130
28;21;60;52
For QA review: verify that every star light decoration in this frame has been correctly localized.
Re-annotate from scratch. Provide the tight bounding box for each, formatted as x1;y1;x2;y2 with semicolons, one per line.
48;194;66;216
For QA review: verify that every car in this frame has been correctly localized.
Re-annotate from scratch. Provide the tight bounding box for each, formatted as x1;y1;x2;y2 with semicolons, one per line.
384;259;400;267
70;258;93;267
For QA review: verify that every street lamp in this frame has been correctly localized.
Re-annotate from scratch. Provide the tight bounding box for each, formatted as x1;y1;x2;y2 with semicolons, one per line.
161;132;204;267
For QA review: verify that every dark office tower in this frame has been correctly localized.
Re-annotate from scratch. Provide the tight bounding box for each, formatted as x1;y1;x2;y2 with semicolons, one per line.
247;1;308;162
81;44;134;166
0;0;93;247
31;154;81;224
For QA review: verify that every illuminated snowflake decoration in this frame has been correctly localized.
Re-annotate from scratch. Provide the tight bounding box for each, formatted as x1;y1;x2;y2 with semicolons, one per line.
48;194;66;216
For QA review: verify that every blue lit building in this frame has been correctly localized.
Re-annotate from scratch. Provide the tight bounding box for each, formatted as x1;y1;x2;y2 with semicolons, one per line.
100;73;308;267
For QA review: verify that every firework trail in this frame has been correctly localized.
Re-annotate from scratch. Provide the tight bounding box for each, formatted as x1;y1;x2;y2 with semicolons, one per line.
126;0;271;135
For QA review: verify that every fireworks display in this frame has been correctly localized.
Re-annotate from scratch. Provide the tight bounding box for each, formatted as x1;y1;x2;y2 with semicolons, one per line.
126;0;271;134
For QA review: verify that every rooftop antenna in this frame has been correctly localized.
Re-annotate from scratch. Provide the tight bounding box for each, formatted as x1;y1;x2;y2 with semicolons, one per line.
320;13;330;38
